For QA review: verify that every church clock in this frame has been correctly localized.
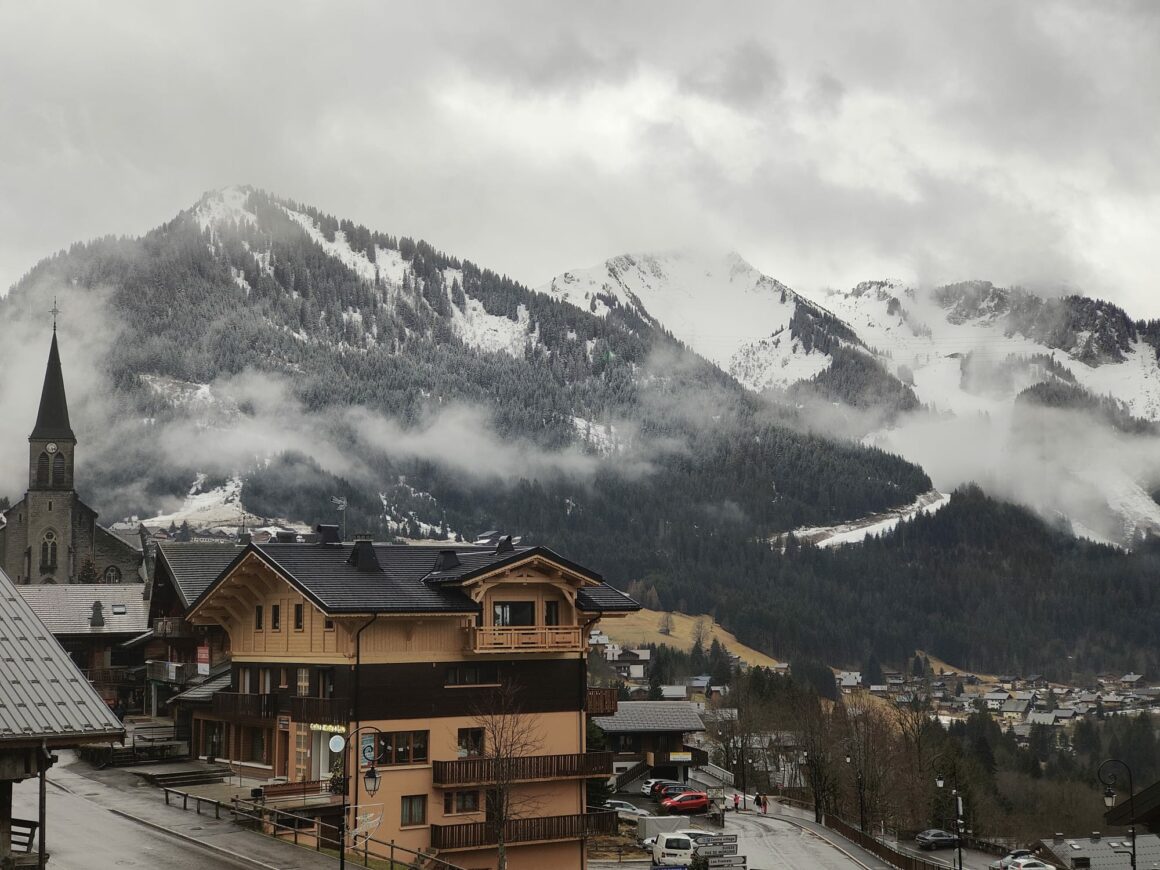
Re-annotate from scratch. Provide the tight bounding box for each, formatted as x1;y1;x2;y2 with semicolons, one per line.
46;443;58;454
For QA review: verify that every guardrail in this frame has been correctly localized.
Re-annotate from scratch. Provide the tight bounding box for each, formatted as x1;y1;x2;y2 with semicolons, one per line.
162;787;465;869
702;762;735;787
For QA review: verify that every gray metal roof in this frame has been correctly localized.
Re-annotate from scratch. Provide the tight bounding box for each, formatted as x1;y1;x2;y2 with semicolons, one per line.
157;541;245;607
0;568;125;745
168;671;231;704
592;701;706;734
1041;833;1160;869
18;585;149;636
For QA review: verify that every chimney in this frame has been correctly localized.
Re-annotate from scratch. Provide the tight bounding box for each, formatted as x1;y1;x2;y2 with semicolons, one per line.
347;535;381;572
275;531;298;543
495;535;514;555
315;524;341;545
90;601;105;628
433;549;461;572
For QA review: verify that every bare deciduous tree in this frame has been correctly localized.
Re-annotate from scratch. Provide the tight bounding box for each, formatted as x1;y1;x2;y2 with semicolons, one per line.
472;682;544;870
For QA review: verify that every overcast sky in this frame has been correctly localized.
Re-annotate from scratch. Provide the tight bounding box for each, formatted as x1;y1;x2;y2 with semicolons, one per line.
1;1;1157;314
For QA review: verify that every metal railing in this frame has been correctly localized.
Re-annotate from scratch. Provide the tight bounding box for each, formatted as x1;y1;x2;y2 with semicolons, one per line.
82;666;135;685
432;751;613;787
153;616;195;638
614;759;650;791
467;625;584;653
430;810;618;850
145;660;199;684
163;787;465;869
703;762;735;787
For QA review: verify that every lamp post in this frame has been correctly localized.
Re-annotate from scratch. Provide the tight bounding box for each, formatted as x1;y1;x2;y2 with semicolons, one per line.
935;773;964;870
845;754;866;832
328;727;384;870
1098;758;1136;870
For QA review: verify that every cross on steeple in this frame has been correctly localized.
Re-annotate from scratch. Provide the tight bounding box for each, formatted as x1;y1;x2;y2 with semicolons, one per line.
49;297;60;332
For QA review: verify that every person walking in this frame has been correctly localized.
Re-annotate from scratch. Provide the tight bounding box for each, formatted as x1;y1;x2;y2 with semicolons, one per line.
733;792;741;812
761;793;768;814
756;792;764;814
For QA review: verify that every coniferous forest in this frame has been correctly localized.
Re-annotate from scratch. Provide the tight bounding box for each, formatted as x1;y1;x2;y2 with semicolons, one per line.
3;189;1159;679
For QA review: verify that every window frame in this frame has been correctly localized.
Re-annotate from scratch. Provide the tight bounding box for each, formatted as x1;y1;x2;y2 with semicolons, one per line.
373;730;430;767
445;664;500;687
294;603;304;631
271;604;281;632
400;794;427;828
492;600;535;627
254;604;264;631
456;727;485;758
443;790;481;815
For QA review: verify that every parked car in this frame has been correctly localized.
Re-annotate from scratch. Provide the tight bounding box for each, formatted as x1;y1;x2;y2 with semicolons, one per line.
648;779;684;797
604;799;649;818
657;784;697;800
989;849;1035;869
915;828;959;850
640;828;705;850
661;791;710;815
1006;860;1052;870
641;778;670;796
651;832;695;866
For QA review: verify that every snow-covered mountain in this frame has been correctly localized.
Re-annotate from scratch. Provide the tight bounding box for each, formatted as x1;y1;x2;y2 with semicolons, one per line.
540;251;852;391
544;255;1160;545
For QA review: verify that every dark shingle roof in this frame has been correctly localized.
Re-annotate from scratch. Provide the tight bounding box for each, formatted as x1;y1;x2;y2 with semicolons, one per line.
194;541;638;616
592;701;706;734
169;671;231;705
0;568;124;745
158;541;246;607
18;585;149;636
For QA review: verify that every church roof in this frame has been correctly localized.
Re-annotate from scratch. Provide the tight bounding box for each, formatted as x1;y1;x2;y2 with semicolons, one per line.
0;568;125;746
31;332;75;442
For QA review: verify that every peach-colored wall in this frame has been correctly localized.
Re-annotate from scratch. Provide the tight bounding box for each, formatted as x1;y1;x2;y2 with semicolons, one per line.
454;839;584;870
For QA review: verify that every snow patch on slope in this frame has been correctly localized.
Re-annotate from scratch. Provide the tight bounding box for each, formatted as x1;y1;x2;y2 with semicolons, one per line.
779;490;950;549
194;187;257;231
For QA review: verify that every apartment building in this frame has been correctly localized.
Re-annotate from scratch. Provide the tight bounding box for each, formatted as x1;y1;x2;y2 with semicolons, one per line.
183;529;637;870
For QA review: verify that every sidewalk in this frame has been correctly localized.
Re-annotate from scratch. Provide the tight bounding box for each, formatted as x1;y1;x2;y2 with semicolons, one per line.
46;752;338;870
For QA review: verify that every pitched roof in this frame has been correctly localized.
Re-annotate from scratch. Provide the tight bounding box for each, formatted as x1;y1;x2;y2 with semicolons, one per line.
17;585;149;636
31;332;75;442
157;541;246;607
193;541;638;615
1042;832;1160;869
0;568;124;745
591;701;705;734
168;671;231;705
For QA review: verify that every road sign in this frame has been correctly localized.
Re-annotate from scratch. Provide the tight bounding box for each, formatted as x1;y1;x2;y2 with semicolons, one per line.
693;834;738;845
706;857;747;868
696;844;739;856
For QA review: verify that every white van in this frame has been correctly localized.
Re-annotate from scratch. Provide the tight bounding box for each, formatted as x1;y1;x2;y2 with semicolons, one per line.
651;831;695;866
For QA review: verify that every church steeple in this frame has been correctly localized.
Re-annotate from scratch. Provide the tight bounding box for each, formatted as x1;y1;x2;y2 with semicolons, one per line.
28;331;76;492
30;331;75;443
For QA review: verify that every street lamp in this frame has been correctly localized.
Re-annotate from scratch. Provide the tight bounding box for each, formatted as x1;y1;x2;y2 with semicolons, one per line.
1098;758;1136;870
935;773;964;870
845;754;866;832
329;727;385;870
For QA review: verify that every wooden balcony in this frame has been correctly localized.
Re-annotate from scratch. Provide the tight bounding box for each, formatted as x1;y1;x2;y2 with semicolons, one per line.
83;666;136;686
153;616;195;638
432;751;612;787
212;692;279;720
645;747;709;767
467;625;584;654
290;696;348;726
145;660;199;685
586;686;618;716
430;810;618;851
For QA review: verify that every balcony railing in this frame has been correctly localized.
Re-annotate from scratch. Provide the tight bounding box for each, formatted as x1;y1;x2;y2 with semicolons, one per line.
145;660;199;685
430;810;618;851
290;696;348;727
432;751;612;787
82;667;135;686
212;692;279;719
467;625;584;654
645;747;709;767
153;616;195;638
586;686;618;716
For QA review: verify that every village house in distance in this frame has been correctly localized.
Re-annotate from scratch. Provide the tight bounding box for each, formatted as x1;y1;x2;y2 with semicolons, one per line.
0;330;144;586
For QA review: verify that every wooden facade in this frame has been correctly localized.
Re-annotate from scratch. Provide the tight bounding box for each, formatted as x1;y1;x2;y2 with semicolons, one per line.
184;546;633;870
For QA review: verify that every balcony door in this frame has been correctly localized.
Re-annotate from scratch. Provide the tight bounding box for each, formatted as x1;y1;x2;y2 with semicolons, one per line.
492;601;535;627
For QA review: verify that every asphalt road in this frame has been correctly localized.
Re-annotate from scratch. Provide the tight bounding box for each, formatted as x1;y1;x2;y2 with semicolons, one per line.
11;777;257;870
893;839;999;870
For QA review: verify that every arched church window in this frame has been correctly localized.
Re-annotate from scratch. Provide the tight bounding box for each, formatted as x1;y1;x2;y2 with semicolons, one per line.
37;453;50;487
40;530;58;569
102;566;122;584
52;452;66;486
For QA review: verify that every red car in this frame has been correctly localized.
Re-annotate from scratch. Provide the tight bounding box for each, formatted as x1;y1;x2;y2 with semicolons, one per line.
660;791;709;814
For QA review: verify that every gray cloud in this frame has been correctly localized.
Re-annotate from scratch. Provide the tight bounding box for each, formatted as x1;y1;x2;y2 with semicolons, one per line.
0;0;1157;318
